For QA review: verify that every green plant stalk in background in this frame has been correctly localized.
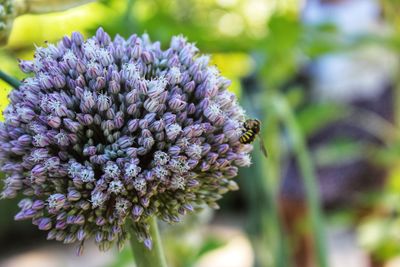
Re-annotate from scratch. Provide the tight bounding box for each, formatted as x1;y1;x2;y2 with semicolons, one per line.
259;151;288;267
123;0;135;23
260;106;289;267
129;217;168;267
273;94;329;267
241;142;287;267
0;69;21;88
241;92;288;267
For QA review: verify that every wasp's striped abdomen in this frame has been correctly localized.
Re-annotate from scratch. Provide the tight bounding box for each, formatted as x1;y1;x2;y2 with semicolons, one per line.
239;129;257;144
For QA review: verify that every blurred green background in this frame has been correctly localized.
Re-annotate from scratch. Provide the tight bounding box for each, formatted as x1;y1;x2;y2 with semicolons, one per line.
2;0;400;267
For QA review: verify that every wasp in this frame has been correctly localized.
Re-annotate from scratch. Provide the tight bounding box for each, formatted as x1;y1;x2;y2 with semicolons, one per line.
239;119;268;158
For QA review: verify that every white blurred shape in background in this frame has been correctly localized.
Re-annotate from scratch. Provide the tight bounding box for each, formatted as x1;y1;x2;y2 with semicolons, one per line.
303;0;398;103
194;227;254;267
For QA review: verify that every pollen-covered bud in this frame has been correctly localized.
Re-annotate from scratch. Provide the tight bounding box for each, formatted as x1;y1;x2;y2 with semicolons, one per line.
153;151;170;165
47;194;66;213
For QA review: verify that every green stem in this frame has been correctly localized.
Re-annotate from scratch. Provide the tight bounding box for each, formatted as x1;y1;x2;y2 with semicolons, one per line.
0;69;21;88
124;0;135;22
260;158;288;267
241;93;288;267
259;112;287;267
273;94;329;267
129;217;168;267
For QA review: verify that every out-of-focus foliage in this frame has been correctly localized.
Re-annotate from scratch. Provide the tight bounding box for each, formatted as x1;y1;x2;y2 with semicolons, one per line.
161;212;226;267
354;0;400;264
358;167;400;262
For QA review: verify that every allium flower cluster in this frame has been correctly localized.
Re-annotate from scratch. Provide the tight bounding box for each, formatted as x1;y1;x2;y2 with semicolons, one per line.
0;28;252;254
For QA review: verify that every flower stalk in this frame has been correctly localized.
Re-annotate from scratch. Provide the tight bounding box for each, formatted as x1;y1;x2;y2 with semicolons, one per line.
0;69;21;88
129;217;168;267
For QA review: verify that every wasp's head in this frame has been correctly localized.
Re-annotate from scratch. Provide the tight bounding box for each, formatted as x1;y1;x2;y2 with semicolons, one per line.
244;119;261;133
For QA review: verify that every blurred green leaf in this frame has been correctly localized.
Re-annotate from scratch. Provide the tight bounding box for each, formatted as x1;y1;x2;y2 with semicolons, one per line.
194;237;226;261
312;139;365;167
258;15;302;88
296;103;347;137
108;247;134;267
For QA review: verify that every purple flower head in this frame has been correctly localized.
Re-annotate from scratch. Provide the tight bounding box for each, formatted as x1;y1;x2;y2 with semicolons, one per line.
0;28;252;253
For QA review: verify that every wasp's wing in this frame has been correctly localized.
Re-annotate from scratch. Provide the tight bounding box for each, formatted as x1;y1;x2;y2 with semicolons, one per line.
259;136;268;158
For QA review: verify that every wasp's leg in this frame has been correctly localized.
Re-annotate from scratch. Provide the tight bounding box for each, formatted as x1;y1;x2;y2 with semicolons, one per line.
259;136;268;158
